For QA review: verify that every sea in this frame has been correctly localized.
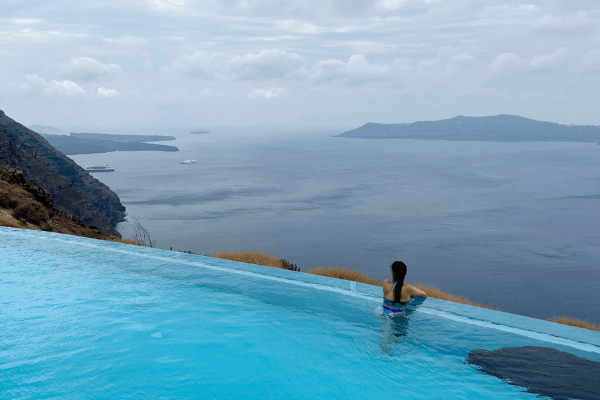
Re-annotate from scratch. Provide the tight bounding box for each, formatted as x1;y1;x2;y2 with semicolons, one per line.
70;127;600;324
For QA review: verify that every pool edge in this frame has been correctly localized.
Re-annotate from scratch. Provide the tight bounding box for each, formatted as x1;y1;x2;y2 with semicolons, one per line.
2;226;599;350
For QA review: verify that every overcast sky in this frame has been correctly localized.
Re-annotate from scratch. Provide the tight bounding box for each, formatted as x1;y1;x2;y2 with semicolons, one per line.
1;0;599;128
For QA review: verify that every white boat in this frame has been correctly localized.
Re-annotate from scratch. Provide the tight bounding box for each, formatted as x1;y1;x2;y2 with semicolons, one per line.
180;158;199;164
84;164;114;172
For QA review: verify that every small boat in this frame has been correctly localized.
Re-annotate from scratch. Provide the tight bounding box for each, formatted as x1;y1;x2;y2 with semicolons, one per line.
84;164;114;172
180;158;199;164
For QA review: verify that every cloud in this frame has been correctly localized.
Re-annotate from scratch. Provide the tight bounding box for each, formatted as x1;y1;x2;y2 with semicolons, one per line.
8;18;43;25
2;0;600;126
527;47;568;72
20;74;47;92
247;87;287;99
103;36;148;45
47;80;85;95
65;57;123;81
149;0;186;8
517;5;539;12
488;48;569;76
161;52;221;78
311;54;388;85
162;49;306;81
20;74;85;96
533;12;593;33
581;49;600;74
97;87;120;98
228;50;306;80
490;53;523;75
455;86;508;98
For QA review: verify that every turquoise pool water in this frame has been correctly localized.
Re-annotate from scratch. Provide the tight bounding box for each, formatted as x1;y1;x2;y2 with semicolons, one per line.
1;227;599;399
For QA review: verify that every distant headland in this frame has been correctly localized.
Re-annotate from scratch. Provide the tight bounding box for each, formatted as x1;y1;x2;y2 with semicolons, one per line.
335;115;600;142
190;129;210;134
36;131;179;155
70;132;176;142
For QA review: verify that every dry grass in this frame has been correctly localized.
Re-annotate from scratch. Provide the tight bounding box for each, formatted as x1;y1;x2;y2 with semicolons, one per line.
209;251;299;271
547;316;600;332
411;284;503;311
1;181;31;209
0;212;25;228
306;265;382;286
118;238;143;246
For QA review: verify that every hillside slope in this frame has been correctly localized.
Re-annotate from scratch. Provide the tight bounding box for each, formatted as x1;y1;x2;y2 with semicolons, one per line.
0;110;125;235
0;165;127;241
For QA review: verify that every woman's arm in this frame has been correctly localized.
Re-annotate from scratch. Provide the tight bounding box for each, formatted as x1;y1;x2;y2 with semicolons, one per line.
406;284;427;297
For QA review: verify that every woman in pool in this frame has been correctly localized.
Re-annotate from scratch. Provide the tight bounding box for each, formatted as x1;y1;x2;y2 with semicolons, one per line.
379;261;427;350
383;261;427;312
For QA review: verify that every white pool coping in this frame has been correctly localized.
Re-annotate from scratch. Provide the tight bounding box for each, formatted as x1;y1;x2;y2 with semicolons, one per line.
2;227;599;354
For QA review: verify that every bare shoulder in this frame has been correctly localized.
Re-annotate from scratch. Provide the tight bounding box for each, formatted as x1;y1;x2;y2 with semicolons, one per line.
383;279;394;291
382;279;393;300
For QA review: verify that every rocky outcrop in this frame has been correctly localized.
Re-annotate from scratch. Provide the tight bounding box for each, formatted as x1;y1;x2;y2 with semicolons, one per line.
0;110;125;236
0;165;55;209
1;165;125;241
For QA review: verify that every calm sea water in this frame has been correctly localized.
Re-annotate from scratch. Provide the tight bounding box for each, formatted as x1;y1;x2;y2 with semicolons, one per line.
70;128;600;324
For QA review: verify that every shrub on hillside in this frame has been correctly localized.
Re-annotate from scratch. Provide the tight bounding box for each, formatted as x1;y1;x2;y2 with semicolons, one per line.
13;200;49;225
0;192;18;209
210;251;300;271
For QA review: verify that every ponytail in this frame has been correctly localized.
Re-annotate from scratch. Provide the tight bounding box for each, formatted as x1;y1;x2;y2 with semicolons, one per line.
390;261;407;303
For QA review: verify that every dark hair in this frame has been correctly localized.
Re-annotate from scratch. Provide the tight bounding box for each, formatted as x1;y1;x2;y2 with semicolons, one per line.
390;261;407;303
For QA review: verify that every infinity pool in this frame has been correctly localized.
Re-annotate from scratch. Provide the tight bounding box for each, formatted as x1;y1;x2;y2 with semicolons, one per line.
1;227;599;399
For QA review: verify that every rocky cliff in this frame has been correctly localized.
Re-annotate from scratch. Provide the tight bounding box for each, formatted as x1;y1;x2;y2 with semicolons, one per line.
0;165;125;242
0;110;126;236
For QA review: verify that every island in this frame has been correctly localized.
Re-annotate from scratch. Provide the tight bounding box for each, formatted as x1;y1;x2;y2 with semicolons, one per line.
335;115;600;142
70;132;176;142
40;133;179;155
28;125;67;135
190;129;210;134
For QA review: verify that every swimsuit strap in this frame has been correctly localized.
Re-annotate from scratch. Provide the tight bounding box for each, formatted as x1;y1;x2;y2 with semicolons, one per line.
393;281;400;302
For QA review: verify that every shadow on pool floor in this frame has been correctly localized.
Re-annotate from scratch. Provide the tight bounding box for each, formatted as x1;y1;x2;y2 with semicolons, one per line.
467;346;600;400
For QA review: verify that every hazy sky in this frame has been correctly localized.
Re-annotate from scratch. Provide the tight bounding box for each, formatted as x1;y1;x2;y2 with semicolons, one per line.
1;0;599;128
